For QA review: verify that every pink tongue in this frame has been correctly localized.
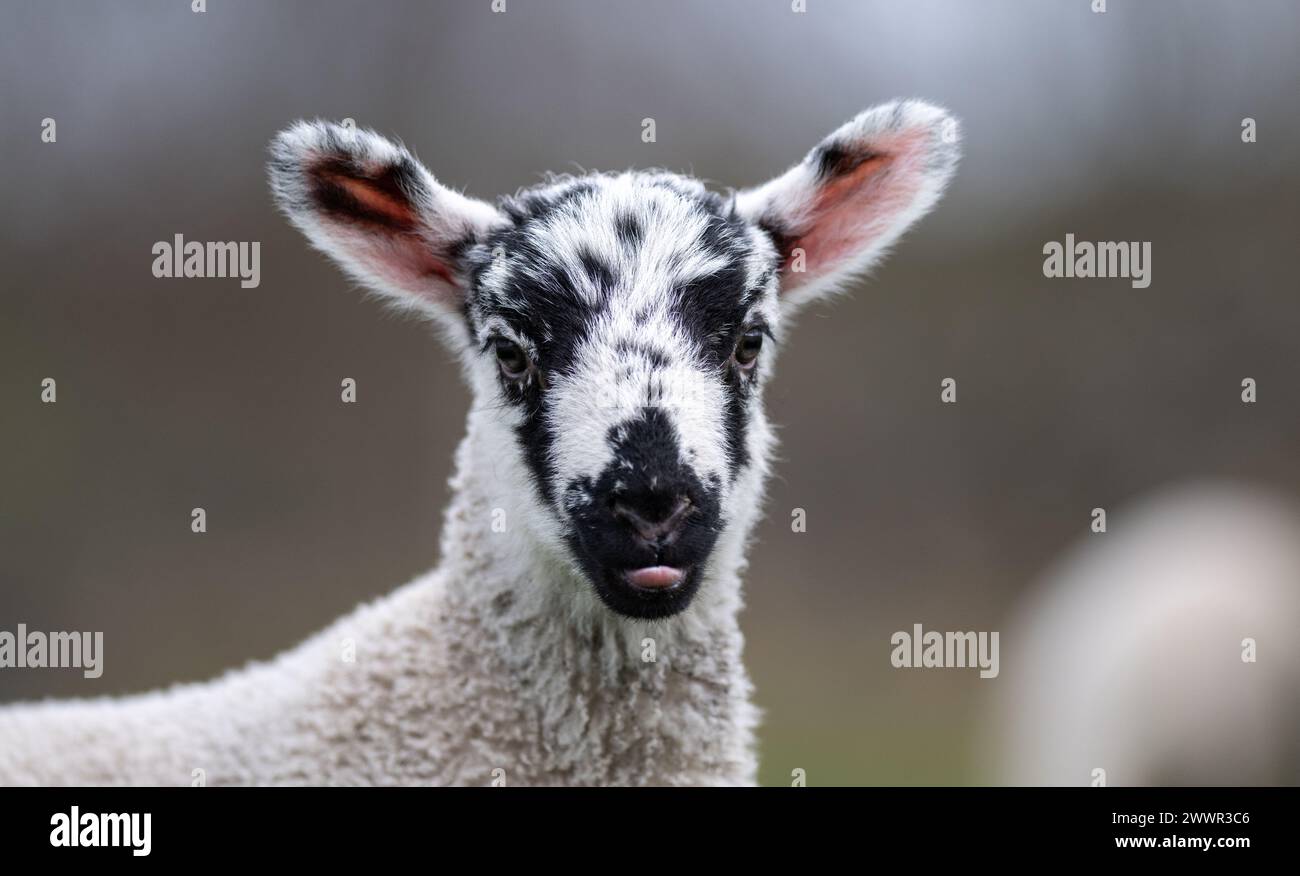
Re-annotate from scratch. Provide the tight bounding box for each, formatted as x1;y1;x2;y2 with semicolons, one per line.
626;566;684;589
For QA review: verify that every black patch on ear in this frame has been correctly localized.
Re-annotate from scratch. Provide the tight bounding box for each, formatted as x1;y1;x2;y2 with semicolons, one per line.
812;143;879;181
308;155;427;232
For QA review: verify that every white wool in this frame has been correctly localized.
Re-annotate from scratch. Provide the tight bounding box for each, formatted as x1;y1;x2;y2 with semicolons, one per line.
0;422;760;786
0;341;775;785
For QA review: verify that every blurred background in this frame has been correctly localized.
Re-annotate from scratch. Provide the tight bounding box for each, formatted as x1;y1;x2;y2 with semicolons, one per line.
2;0;1298;785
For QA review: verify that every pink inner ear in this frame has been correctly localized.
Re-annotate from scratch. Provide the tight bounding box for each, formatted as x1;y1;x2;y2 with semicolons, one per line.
787;129;927;284
346;228;457;293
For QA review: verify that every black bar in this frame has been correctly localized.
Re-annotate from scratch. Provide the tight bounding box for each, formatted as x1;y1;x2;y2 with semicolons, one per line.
1;787;1289;861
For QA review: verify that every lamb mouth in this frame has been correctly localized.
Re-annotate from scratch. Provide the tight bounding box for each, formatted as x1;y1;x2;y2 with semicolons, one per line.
587;562;701;620
623;565;687;591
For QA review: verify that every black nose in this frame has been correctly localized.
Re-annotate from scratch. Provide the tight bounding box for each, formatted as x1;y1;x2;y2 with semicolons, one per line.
612;493;693;547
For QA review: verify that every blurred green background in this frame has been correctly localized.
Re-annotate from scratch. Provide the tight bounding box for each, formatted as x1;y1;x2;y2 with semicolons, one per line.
2;0;1298;785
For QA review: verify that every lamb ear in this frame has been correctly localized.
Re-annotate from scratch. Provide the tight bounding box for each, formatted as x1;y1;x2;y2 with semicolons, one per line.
268;120;503;320
735;100;960;309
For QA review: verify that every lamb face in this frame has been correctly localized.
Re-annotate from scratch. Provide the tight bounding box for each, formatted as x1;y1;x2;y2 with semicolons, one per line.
459;173;783;618
269;101;960;620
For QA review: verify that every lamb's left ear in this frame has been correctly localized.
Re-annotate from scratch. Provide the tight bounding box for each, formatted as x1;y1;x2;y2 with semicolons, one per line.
736;100;960;308
268;120;504;322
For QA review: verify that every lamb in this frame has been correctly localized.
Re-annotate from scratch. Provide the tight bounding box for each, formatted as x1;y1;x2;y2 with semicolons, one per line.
0;101;961;786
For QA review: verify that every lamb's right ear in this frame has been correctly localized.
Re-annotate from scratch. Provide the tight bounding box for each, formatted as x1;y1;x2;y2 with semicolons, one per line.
268;121;503;320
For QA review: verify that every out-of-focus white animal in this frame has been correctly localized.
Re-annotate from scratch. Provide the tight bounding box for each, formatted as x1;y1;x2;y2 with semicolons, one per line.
986;482;1300;785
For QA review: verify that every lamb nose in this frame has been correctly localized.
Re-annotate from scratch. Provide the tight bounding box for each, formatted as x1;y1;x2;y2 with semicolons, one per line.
612;495;693;545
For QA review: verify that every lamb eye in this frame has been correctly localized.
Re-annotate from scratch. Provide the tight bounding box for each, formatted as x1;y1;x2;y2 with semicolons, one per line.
494;338;530;379
734;329;764;368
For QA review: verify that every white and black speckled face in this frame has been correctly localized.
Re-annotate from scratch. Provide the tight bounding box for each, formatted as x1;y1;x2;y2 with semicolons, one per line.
458;173;782;617
269;102;960;619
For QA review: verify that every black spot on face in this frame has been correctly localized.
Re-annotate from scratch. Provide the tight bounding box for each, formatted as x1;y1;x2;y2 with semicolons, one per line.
564;408;723;619
499;178;598;224
615;212;643;249
675;228;753;364
464;216;608;513
718;356;753;478
578;248;616;296
614;338;669;369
